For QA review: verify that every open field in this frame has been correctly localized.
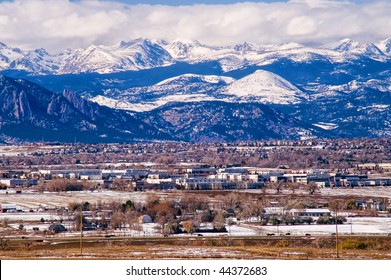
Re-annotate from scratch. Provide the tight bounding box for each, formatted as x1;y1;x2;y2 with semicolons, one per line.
1;235;391;260
3;187;391;209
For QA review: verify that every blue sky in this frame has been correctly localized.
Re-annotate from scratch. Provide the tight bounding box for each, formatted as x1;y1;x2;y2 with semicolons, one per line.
98;0;376;4
0;0;389;52
0;0;379;4
99;0;287;4
96;0;373;3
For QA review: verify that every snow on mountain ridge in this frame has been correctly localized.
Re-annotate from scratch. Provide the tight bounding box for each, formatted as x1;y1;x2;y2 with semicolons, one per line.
0;36;390;80
91;92;225;112
1;37;391;74
111;73;235;106
0;42;24;69
377;38;391;54
327;38;385;60
90;70;308;112
90;95;156;112
60;38;174;74
90;73;236;112
224;70;307;104
155;73;235;86
9;48;66;74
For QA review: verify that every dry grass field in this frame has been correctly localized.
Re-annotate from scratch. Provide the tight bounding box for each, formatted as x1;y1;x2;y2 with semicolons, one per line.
1;235;391;260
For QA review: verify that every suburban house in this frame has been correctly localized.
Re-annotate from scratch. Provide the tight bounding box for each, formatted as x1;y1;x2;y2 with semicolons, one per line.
290;208;331;218
176;177;226;190
39;169;102;180
0;179;37;188
0;204;17;212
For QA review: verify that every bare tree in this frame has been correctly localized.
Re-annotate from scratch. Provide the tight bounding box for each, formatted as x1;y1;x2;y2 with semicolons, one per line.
287;182;300;194
0;236;10;251
306;182;319;195
182;220;196;235
110;211;125;230
213;211;226;231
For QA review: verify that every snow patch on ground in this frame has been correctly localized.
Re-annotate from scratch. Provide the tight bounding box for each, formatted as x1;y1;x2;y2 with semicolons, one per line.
256;217;391;236
90;95;157;112
313;122;339;130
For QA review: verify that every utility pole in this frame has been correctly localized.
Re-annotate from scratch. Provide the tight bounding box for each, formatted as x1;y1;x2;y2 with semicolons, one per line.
335;208;339;259
80;208;83;256
350;217;353;235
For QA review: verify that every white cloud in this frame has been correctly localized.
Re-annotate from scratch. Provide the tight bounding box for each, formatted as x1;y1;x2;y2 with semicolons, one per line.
287;16;317;36
0;0;390;52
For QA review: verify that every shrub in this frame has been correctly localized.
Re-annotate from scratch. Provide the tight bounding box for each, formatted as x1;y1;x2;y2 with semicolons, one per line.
275;240;289;248
270;217;281;225
302;217;314;225
339;238;374;250
49;224;67;234
1;218;11;228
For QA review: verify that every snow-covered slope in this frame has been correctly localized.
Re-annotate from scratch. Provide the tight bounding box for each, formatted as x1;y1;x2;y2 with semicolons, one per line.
90;95;155;112
377;38;391;55
164;39;221;60
122;73;234;99
91;70;308;110
0;42;24;69
61;38;174;74
9;48;67;74
162;40;386;70
1;37;391;75
326;38;385;60
223;70;307;104
91;74;235;111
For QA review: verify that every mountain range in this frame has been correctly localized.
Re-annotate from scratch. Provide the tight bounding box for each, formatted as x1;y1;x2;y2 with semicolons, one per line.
1;37;391;142
2;38;391;75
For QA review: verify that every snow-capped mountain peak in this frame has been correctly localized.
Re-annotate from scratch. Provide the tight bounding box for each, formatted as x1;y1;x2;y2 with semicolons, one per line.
155;73;235;86
332;38;362;52
114;38;154;50
9;47;63;74
377;37;391;54
60;38;174;74
0;42;24;69
223;70;307;104
234;42;262;52
164;39;214;60
2;38;391;75
330;38;384;58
